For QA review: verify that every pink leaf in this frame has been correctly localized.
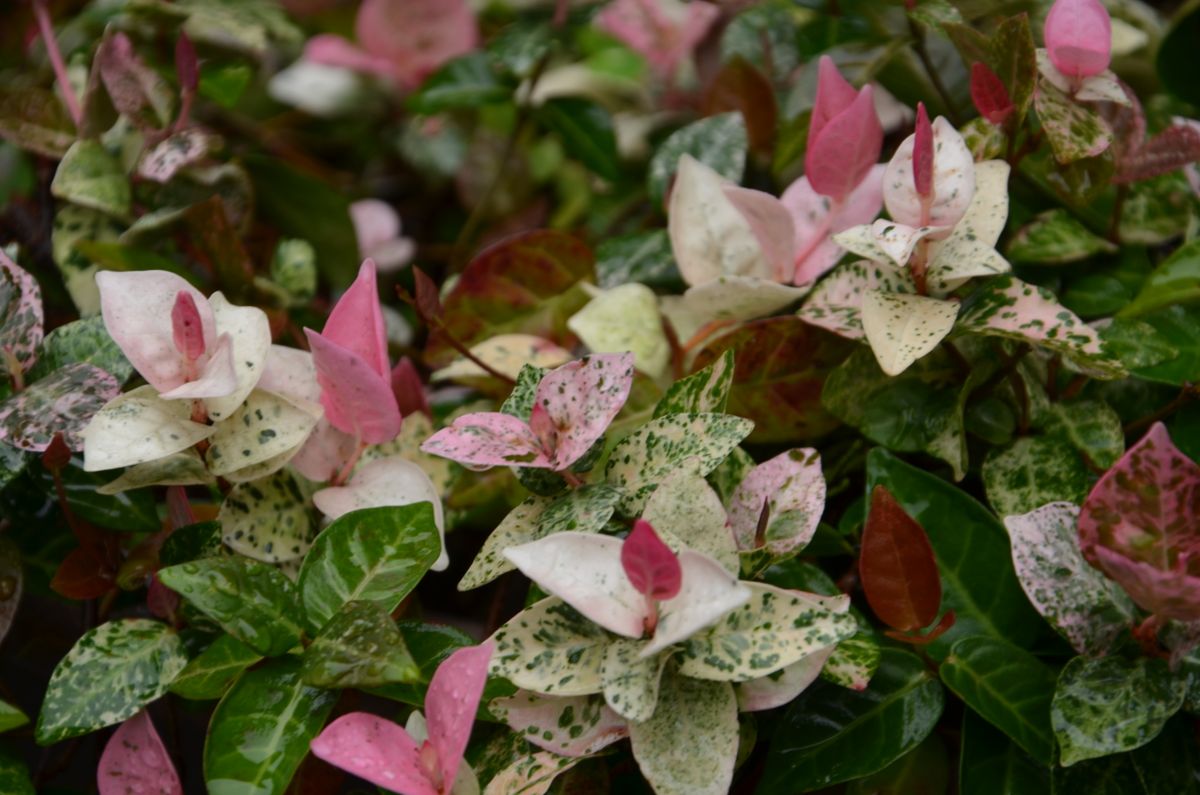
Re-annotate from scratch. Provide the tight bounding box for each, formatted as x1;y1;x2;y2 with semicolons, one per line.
913;103;934;198
722;185;798;284
174;32;198;95
425;642;493;791
727;448;825;555
391;357;431;419
883;116;975;229
354;0;479;87
805;85;883;203
323;259;390;381
97;271;216;395
304;34;399;80
1045;0;1112;79
0;249;43;374
970;62;1014;126
420;412;550;470
621;520;682;600
595;0;719;76
97;711;182;795
291;420;359;483
305;329;401;445
533;353;635;470
783;166;885;285
809;56;859;148
737;646;835;712
157;333;236;400
171;291;206;361
311;712;437;795
1079;422;1200;621
0;362;120;452
1114;124;1200;185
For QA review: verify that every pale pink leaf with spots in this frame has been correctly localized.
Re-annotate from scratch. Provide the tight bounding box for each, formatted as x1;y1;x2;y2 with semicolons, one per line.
1045;0;1111;78
736;645;835;712
595;0;719;76
354;0;479;87
0;250;44;373
727;448;826;555
0;362;120;452
489;691;628;757
644;550;752;656
305;329;401;445
533;352;634;469
97;711;182;795
783;165;885;286
426;642;493;792
883;116;975;229
310;712;437;795
420;412;550;470
157;333;236;400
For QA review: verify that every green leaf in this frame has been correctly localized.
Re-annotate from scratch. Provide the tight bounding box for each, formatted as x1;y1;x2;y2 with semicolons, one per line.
538;483;622;538
1050;716;1200;795
595;231;683;291
158;557;304;657
1104;306;1200;385
406;53;512;114
204;657;336;795
846;735;950;795
50;140;130;219
654;350;735;418
297;503;442;632
459;495;551;590
0;700;27;733
36;619;187;744
821;634;882;692
537;98;620;182
26;315;132;384
628;670;739;795
866;449;1042;658
600;639;669;722
959;710;1051;795
981;437;1089;517
1033;80;1112;164
1041;399;1124;469
939;637;1057;765
1051;655;1187;766
647;113;747;205
1119;238;1200;319
759;648;944;793
0;537;22;647
300;601;420;688
1119;172;1195;246
604;412;754;514
0;744;34;795
159;520;223;567
369;620;478;706
169;634;263;701
1006;209;1117;265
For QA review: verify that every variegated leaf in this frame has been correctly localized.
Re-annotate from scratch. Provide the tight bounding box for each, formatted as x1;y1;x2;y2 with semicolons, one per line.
1004;502;1136;656
538;484;622;537
458;496;552;591
833;221;940;269
654;349;734;418
1033;79;1112;163
660;277;808;344
1007;209;1117;265
137;129;215;183
205;389;320;476
97;449;213;495
203;293;272;422
861;291;959;376
642;470;738;574
482;751;583;795
0;253;43;373
82;386;216;472
797;260;914;341
489;598;608;697
567;284;670;378
600;639;669;722
362;413;456;496
50;140;131;218
219;470;314;564
736;645;835;711
431;334;571;383
982;436;1089;517
604;413;754;514
727;448;824;557
489;691;627;757
819;634;881;691
0;362;119;451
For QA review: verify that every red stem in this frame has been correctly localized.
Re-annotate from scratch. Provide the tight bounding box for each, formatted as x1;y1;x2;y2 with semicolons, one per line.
32;0;82;129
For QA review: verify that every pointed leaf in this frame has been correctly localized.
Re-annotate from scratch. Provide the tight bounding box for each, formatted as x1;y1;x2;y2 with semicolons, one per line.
489;692;627;757
426;643;493;790
860;485;942;632
884;117;975;228
82;386;216;472
205;389;319;476
861;291;959;376
202;293;272;421
1034;80;1112;163
599;638;668;722
642;470;738;574
806;86;883;204
311;712;433;794
301;601;419;688
51;140;131;218
654;350;734;418
567;285;669;379
646;550;752;656
169;634;262;701
490;597;608;696
534;353;634;470
797;259;914;341
98;711;181;795
219;470;314;564
421;412;549;470
728;448;825;556
305;329;401;445
322;259;389;379
459;496;551;590
0;362;119;452
622;520;681;600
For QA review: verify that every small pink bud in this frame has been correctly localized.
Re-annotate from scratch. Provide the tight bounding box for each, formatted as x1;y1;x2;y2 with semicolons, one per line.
970;62;1014;126
528;400;557;457
1044;0;1112;79
171;291;206;362
621;519;682;601
913;103;934;198
175;32;198;94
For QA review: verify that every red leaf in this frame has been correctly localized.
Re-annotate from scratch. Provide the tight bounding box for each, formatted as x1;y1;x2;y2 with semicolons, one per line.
884;610;956;645
40;432;71;472
859;485;942;632
171;291;206;361
166;485;195;531
175;32;198;95
390;357;431;419
52;547;116;600
412;267;444;324
1115;124;1200;184
970;62;1014;126
621;520;681;600
913;103;934;198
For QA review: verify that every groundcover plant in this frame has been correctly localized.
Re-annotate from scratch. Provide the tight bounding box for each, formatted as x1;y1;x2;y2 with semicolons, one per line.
1;0;1200;791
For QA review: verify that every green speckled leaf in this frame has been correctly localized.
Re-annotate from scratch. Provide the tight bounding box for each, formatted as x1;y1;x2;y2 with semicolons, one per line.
488;691;626;757
679;584;855;683
50;205;123;315
219;469;314;564
50;140;130;218
596;230;683;291
982;436;1089;517
647;113;747;205
939;637;1057;765
628;670;739;795
643;470;738;573
81;385;216;472
300;600;419;688
1007;209;1117;265
1033;80;1112;164
490;597;608;697
36;619;186;745
205;390;320;477
169;634;262;701
600;639;667;722
459;495;551;591
820;634;880;691
539;483;622;537
159;520;222;567
959;710;1051;795
0;362;119;452
204;657;336;795
604;413;754;514
159;557;304;657
1118;172;1195;246
798;260;915;341
297;503;441;633
1041;399;1124;469
1003;503;1135;657
861;291;959;377
27;316;132;385
1052;656;1186;766
654;350;735;418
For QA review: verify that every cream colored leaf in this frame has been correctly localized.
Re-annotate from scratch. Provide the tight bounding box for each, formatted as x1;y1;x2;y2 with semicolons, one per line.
82;386;216;472
860;291;959;376
567;284;670;378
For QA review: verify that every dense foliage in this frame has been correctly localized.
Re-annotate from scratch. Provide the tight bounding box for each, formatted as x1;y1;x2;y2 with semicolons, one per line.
1;0;1200;792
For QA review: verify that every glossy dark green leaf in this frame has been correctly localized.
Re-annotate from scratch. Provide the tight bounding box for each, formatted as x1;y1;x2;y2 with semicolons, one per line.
866;449;1042;658
204;657;336;795
0;537;22;647
1158;0;1200;106
297;503;442;633
960;710;1051;795
0;700;27;733
846;734;949;794
595;230;683;291
940;637;1056;765
300;601;420;688
1119;238;1200;319
169;634;263;701
406;53;511;114
759;648;944;793
158;557;304;657
33;455;159;532
0;744;34;795
159;521;223;567
369;620;476;706
1103;306;1200;385
537;98;620;181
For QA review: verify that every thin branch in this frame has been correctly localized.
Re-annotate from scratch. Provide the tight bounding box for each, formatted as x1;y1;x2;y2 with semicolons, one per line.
32;0;82;129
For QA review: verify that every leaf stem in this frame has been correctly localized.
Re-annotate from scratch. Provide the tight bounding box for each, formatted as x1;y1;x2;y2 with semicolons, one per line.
32;0;82;129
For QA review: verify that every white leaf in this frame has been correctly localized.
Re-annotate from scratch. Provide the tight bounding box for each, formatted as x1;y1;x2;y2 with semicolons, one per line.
567;284;670;378
82;386;216;472
645;550;751;657
797;259;915;341
203;293;272;421
861;291;959;376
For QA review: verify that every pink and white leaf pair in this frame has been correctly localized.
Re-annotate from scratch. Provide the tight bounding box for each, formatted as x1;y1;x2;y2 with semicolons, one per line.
781;165;885;286
1044;0;1112;80
311;642;493;795
805;57;884;205
883;115;976;229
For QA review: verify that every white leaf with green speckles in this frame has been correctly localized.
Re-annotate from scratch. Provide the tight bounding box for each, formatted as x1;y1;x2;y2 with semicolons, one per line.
1042;399;1124;469
958;276;1125;379
82;385;216;472
568;283;670;378
300;601;420;688
648;113;746;206
660;277;808;344
205;389;320;476
820;634;881;691
1051;655;1186;765
1004;503;1136;657
629;671;738;795
203;293;272;421
220;469;314;564
489;598;608;697
654;349;734;418
643;470;738;574
137;129;215;183
489;691;627;757
797;260;914;341
36;619;187;744
97;448;213;494
861;291;959;376
601;639;669;722
982;437;1090;517
678;583;854;683
1036;50;1130;106
482;751;583;795
1033;78;1112;164
604;412;754;514
51;205;123;315
0;362;119;452
960;117;1007;160
537;484;622;538
833;220;942;269
925;161;1013;295
459;496;551;591
1007;209;1117;265
737;644;834;711
431;334;571;383
50;140;130;219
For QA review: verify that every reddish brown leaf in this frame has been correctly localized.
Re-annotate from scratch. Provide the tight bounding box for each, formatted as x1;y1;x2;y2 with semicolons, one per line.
860;485;942;632
184;198;253;302
391;357;431;418
40;432;71;471
969;62;1014;126
51;547;116;600
411;267;444;323
702;56;778;156
175;32;198;95
913;103;934;198
1115;124;1200;184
